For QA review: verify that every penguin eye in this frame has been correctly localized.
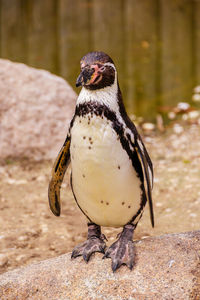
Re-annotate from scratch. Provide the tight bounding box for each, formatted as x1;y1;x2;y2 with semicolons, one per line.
99;65;106;72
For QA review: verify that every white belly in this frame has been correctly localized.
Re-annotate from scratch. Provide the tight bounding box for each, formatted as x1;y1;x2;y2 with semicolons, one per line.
70;115;142;227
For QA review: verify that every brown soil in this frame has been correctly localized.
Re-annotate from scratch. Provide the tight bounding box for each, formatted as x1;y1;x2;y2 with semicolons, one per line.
0;124;200;274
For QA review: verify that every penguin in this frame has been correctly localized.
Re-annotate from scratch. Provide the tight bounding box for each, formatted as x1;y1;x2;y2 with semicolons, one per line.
48;51;154;272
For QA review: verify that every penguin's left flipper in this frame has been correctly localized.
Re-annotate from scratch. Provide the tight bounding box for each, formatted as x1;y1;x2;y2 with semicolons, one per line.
135;138;154;228
48;135;71;216
103;224;135;272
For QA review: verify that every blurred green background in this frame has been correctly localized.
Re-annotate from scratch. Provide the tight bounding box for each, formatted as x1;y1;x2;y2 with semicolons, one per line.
0;0;200;119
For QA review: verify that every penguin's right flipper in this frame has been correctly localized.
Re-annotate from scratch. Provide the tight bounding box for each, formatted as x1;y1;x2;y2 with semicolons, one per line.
48;135;71;216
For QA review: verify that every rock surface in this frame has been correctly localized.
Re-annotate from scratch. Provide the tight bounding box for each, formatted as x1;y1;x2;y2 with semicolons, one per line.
0;59;76;160
0;231;200;299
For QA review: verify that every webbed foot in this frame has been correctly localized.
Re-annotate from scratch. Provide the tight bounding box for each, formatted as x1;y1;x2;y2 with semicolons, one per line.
71;223;106;262
103;224;135;272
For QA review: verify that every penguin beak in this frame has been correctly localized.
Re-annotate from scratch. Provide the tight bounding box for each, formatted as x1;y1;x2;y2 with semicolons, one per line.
76;73;83;87
76;67;95;87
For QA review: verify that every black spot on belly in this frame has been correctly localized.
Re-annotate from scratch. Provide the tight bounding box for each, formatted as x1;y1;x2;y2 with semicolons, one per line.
88;146;91;150
106;202;109;205
128;205;131;209
122;202;125;206
82;174;85;178
118;165;120;169
100;200;103;204
83;136;86;139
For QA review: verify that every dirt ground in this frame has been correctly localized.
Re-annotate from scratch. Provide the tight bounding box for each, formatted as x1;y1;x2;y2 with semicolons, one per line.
0;123;200;274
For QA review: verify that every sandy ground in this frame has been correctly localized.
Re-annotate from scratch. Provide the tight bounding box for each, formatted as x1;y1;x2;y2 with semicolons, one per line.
0;123;200;274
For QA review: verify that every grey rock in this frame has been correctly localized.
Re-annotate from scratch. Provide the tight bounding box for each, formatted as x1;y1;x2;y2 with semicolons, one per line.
0;59;76;160
0;231;200;299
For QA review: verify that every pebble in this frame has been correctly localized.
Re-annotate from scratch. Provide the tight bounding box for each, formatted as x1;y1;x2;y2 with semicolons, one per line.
177;102;190;112
190;213;197;218
36;175;46;182
16;255;26;262
168;112;176;120
187;111;199;120
6;178;27;185
142;122;155;132
0;254;8;267
18;235;28;241
192;94;200;102
173;124;183;134
193;85;200;94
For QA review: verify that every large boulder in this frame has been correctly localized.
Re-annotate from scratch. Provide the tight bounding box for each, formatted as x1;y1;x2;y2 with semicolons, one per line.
0;59;76;160
0;231;199;299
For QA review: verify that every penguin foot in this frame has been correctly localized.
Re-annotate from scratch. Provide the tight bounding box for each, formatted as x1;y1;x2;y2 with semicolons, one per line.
71;236;106;262
71;223;106;262
103;224;135;272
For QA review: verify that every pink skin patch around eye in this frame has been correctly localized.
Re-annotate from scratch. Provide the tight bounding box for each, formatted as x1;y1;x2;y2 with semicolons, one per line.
89;64;102;84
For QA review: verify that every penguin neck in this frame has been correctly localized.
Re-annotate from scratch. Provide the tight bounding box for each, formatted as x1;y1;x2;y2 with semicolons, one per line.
76;76;120;114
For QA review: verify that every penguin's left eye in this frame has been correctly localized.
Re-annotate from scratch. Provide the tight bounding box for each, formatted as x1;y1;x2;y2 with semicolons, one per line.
99;65;106;72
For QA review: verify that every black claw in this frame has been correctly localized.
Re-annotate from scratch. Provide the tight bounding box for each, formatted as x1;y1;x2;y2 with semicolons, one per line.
83;253;91;262
102;253;107;259
71;249;80;259
112;261;120;272
128;262;134;270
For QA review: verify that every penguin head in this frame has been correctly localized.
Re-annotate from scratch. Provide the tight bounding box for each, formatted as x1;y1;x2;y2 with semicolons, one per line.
76;51;117;90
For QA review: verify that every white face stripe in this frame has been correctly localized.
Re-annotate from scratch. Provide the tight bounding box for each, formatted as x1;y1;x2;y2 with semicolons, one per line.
103;62;117;72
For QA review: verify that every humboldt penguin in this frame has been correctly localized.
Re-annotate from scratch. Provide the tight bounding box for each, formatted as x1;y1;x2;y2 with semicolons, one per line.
48;51;154;272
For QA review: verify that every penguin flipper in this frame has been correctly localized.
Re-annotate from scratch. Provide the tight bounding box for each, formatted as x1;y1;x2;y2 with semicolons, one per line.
48;135;71;216
135;142;154;227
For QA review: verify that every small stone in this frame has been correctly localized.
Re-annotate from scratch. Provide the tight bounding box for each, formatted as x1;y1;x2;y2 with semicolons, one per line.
36;175;46;182
0;254;8;267
188;110;199;120
192;94;200;102
18;235;28;241
168;112;176;120
190;213;197;218
5;178;27;185
41;224;48;233
173;124;183;134
142;123;155;132
193;85;200;94
156;202;163;207
16;255;26;262
177;102;190;112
